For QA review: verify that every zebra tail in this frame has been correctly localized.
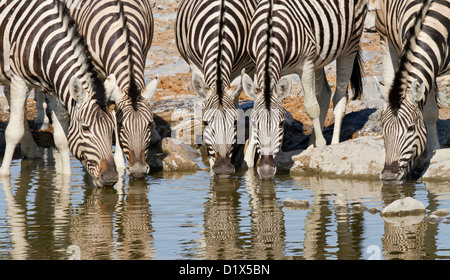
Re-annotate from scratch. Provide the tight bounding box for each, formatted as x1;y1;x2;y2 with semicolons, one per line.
350;49;364;100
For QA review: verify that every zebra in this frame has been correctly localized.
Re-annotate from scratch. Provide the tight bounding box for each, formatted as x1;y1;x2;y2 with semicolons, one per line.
242;0;366;180
60;0;159;179
0;0;119;187
376;0;449;182
175;0;259;178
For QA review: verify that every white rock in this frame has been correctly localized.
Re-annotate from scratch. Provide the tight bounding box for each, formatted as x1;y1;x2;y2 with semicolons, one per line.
381;197;426;216
421;148;450;181
290;136;385;179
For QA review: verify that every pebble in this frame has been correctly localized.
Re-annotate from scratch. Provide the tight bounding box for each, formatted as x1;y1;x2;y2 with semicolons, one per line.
381;197;426;217
283;198;309;209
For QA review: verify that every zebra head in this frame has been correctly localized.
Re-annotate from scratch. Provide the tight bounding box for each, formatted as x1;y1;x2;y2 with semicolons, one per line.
192;72;243;179
380;79;427;183
68;77;118;187
106;75;159;179
243;73;291;180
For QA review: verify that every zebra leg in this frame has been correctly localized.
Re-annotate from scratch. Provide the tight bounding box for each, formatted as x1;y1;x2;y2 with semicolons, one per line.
301;61;327;147
244;122;256;168
308;68;332;147
5;87;42;159
331;56;355;145
20;114;42;159
112;112;126;173
34;90;50;130
47;95;71;176
423;86;440;158
0;76;29;177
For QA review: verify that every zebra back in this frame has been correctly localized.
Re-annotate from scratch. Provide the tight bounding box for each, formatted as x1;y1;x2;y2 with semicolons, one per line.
176;0;257;93
120;0;154;91
63;0;133;92
249;0;367;96
382;0;450;109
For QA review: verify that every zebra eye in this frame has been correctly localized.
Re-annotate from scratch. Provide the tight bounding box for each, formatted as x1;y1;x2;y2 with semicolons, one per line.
82;125;90;133
203;121;209;127
407;125;415;132
279;120;285;128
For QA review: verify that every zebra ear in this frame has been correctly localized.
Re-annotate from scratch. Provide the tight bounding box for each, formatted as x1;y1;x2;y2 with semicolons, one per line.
192;72;211;99
408;79;426;103
275;76;292;101
69;76;88;105
143;76;159;102
104;74;122;103
242;73;257;100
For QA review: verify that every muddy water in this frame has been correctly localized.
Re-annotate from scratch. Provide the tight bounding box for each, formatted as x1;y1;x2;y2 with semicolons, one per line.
0;148;449;260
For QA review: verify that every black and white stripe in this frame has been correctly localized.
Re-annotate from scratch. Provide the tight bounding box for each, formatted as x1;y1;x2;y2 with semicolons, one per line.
377;0;449;182
175;0;258;178
0;0;118;187
243;0;366;179
63;0;158;178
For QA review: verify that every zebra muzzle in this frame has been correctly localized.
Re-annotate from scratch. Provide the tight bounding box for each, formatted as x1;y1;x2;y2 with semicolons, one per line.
212;154;235;179
380;161;405;183
98;159;119;187
257;155;277;180
126;149;150;179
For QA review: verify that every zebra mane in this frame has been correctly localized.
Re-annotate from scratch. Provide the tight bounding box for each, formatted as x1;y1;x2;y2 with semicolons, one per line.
215;0;227;106
263;0;274;110
389;0;433;112
116;0;141;110
55;0;108;111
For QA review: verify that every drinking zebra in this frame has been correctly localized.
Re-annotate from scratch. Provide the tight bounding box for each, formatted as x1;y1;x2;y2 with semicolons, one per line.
60;0;159;179
242;0;366;179
376;0;449;182
0;0;118;187
175;0;258;178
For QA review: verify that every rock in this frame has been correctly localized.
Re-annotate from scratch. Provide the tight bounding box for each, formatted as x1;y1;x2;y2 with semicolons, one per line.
431;210;449;217
151;96;201;126
148;137;200;172
423;214;442;223
368;208;381;214
161;153;199;171
352;203;367;213
290;136;385;179
161;137;198;160
381;197;426;217
421;148;450;181
283;198;309;209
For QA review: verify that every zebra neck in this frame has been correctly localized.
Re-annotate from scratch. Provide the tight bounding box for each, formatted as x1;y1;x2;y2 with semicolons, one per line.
389;0;436;110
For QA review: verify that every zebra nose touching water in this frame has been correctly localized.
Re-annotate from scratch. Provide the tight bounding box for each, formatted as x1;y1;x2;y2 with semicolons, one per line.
376;0;448;183
0;0;118;187
61;0;159;179
243;0;366;180
176;0;259;179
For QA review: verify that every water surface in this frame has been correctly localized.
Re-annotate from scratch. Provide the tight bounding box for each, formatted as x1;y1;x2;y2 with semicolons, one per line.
0;148;449;260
